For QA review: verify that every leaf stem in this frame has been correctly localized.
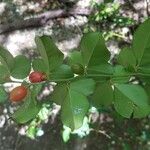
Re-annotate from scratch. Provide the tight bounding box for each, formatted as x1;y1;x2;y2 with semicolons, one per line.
1;72;150;86
48;77;75;82
137;73;150;77
87;73;150;78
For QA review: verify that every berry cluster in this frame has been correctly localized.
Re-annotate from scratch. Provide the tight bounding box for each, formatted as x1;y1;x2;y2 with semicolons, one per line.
10;72;47;102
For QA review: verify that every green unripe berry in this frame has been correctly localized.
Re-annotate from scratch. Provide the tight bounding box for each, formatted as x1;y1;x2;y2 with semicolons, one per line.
71;63;84;75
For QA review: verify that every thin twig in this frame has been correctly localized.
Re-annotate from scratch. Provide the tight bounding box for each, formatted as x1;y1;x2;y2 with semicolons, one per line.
90;128;111;139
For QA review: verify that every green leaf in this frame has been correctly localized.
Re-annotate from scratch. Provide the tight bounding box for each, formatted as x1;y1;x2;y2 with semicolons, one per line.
12;94;41;124
80;32;110;67
0;65;10;83
0;55;8;69
0;55;10;83
70;78;95;96
87;63;113;74
51;78;95;106
86;64;113;82
67;51;83;66
92;82;113;107
136;67;150;83
51;83;68;105
50;64;74;80
133;105;150;118
0;45;14;71
116;84;149;107
114;84;150;118
61;90;89;130
32;58;48;73
61;79;95;130
0;86;8;103
142;84;150;117
137;66;150;74
145;84;150;99
137;66;150;83
35;36;64;73
117;47;136;70
112;65;130;83
132;19;150;67
11;55;31;79
114;86;134;118
51;79;94;130
31;84;43;97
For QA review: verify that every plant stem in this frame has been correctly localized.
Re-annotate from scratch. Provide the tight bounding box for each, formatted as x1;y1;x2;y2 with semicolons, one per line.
0;72;150;87
87;73;150;78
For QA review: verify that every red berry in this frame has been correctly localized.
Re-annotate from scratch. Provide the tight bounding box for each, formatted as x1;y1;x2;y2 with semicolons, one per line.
29;71;47;83
10;86;27;102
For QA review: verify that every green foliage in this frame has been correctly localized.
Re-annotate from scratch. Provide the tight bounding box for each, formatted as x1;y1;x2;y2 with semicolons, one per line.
91;2;135;27
49;64;74;81
92;81;113;107
86;1;135;41
32;58;48;73
11;55;31;79
0;86;8;103
53;78;95;130
1;19;150;138
80;32;110;67
25;104;50;139
61;90;89;130
112;65;130;83
51;83;68;105
0;45;14;71
114;84;150;118
117;47;136;70
132;19;150;68
67;51;83;66
0;47;12;83
12;89;41;124
35;36;64;75
0;64;10;83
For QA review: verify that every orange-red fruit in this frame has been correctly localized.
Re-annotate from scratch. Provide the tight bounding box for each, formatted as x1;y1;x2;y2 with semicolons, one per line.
29;71;47;83
10;86;27;102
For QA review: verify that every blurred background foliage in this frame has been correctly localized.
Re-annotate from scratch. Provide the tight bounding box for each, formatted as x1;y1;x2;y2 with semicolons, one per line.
0;0;150;150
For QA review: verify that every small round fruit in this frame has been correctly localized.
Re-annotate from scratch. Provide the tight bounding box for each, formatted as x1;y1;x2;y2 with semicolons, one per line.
10;86;27;102
71;63;84;75
29;71;47;83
